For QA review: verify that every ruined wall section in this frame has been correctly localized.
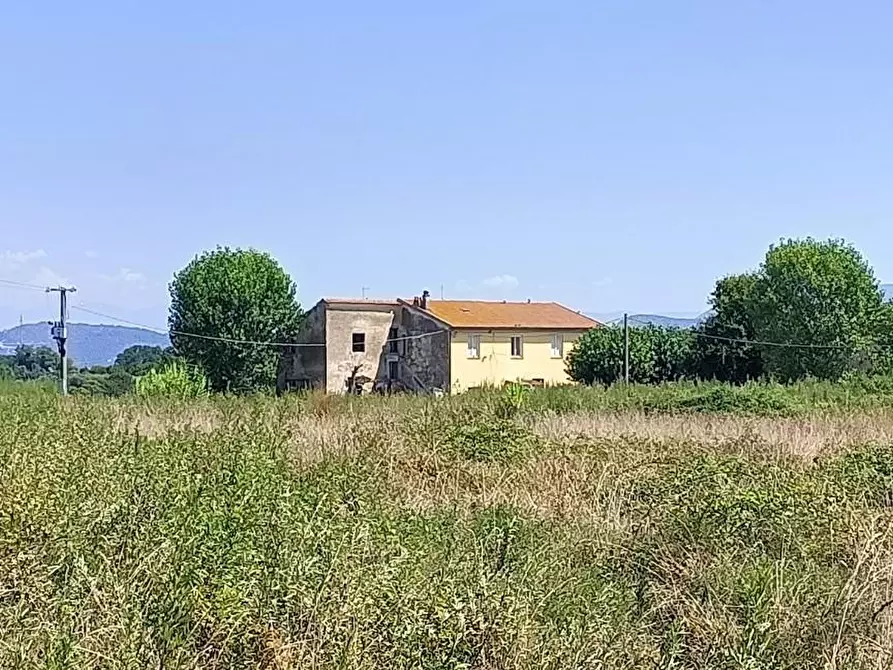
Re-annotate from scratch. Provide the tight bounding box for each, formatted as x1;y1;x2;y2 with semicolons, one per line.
325;306;397;394
279;303;327;391
400;308;450;393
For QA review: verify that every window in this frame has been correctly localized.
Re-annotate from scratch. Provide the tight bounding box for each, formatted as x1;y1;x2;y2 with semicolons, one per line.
551;333;564;358
388;360;399;380
352;332;365;353
467;334;480;359
388;327;399;354
510;335;523;358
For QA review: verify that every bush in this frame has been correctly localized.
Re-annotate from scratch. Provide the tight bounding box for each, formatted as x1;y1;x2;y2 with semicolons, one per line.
566;325;695;386
446;417;536;463
134;362;209;399
669;384;796;416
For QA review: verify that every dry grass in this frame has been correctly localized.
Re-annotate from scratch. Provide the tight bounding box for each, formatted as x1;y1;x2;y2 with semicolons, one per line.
6;390;893;667
530;409;893;460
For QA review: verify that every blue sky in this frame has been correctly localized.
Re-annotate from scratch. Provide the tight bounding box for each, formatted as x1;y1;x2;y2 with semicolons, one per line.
2;1;893;329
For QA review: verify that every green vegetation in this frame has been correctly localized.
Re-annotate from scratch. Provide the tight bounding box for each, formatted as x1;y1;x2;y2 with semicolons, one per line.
569;238;893;386
4;386;893;667
751;238;887;380
696;272;765;383
7;236;893;664
168;246;304;393
566;324;695;386
0;345;65;381
135;361;209;399
0;344;175;396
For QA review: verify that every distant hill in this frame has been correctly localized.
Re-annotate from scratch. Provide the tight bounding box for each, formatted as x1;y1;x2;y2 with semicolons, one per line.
0;322;169;367
587;312;706;328
628;314;706;329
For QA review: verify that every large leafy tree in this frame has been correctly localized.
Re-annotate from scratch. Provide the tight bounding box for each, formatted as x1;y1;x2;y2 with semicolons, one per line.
694;273;764;383
566;324;695;385
749;238;884;381
169;247;303;393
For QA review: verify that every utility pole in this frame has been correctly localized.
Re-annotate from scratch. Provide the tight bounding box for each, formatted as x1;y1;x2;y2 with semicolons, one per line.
361;286;369;299
47;285;76;396
623;313;630;385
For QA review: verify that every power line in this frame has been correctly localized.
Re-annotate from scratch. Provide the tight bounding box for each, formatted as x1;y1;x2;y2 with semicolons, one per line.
73;302;864;353
68;305;166;333
70;305;320;347
613;314;859;350
69;304;448;349
690;329;851;350
0;278;47;291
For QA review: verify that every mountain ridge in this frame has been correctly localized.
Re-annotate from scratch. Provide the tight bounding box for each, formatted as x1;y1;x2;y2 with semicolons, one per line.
0;322;169;367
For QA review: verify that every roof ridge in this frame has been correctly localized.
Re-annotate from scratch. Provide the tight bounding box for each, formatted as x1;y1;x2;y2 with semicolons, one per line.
427;299;556;304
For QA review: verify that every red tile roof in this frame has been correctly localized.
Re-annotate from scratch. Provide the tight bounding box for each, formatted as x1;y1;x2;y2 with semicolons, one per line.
413;300;600;330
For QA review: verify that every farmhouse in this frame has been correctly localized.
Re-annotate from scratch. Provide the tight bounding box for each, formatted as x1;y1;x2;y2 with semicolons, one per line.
277;291;599;394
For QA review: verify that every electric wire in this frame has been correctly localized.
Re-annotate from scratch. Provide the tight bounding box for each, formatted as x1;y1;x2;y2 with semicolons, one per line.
69;304;448;348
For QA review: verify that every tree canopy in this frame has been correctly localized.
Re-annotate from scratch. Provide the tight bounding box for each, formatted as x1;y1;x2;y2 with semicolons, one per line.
114;345;174;376
568;238;892;386
566;325;694;386
750;238;885;381
693;273;764;383
168;247;303;393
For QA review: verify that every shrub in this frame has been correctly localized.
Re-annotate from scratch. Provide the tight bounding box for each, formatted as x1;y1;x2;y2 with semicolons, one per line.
445;417;536;463
567;325;696;386
134;362;209;399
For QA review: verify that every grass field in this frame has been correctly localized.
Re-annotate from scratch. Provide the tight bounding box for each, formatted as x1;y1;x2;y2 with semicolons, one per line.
5;383;893;668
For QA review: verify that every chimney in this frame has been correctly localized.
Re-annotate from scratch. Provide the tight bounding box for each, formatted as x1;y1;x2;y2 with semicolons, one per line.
421;290;430;309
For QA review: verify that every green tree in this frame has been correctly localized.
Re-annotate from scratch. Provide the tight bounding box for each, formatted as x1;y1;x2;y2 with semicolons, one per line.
169;247;303;393
114;345;174;376
750;238;884;381
566;325;695;385
69;367;135;396
12;345;61;380
0;356;13;380
863;300;893;376
566;327;624;385
694;273;764;383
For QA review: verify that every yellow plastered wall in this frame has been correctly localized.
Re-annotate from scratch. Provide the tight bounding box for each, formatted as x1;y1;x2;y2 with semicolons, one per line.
449;329;584;392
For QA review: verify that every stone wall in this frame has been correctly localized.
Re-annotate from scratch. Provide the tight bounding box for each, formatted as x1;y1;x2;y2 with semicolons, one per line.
325;305;398;393
280;300;452;395
279;302;326;391
400;307;450;393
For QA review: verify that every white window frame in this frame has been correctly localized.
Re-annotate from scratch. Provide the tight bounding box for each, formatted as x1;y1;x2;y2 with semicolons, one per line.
551;333;564;358
467;334;480;359
510;335;523;358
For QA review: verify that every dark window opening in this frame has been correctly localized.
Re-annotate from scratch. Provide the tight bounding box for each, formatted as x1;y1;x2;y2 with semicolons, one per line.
388;327;399;353
388;360;399;380
352;332;366;353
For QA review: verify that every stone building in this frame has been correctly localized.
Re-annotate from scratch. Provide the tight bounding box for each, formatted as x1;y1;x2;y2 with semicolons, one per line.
278;292;598;394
